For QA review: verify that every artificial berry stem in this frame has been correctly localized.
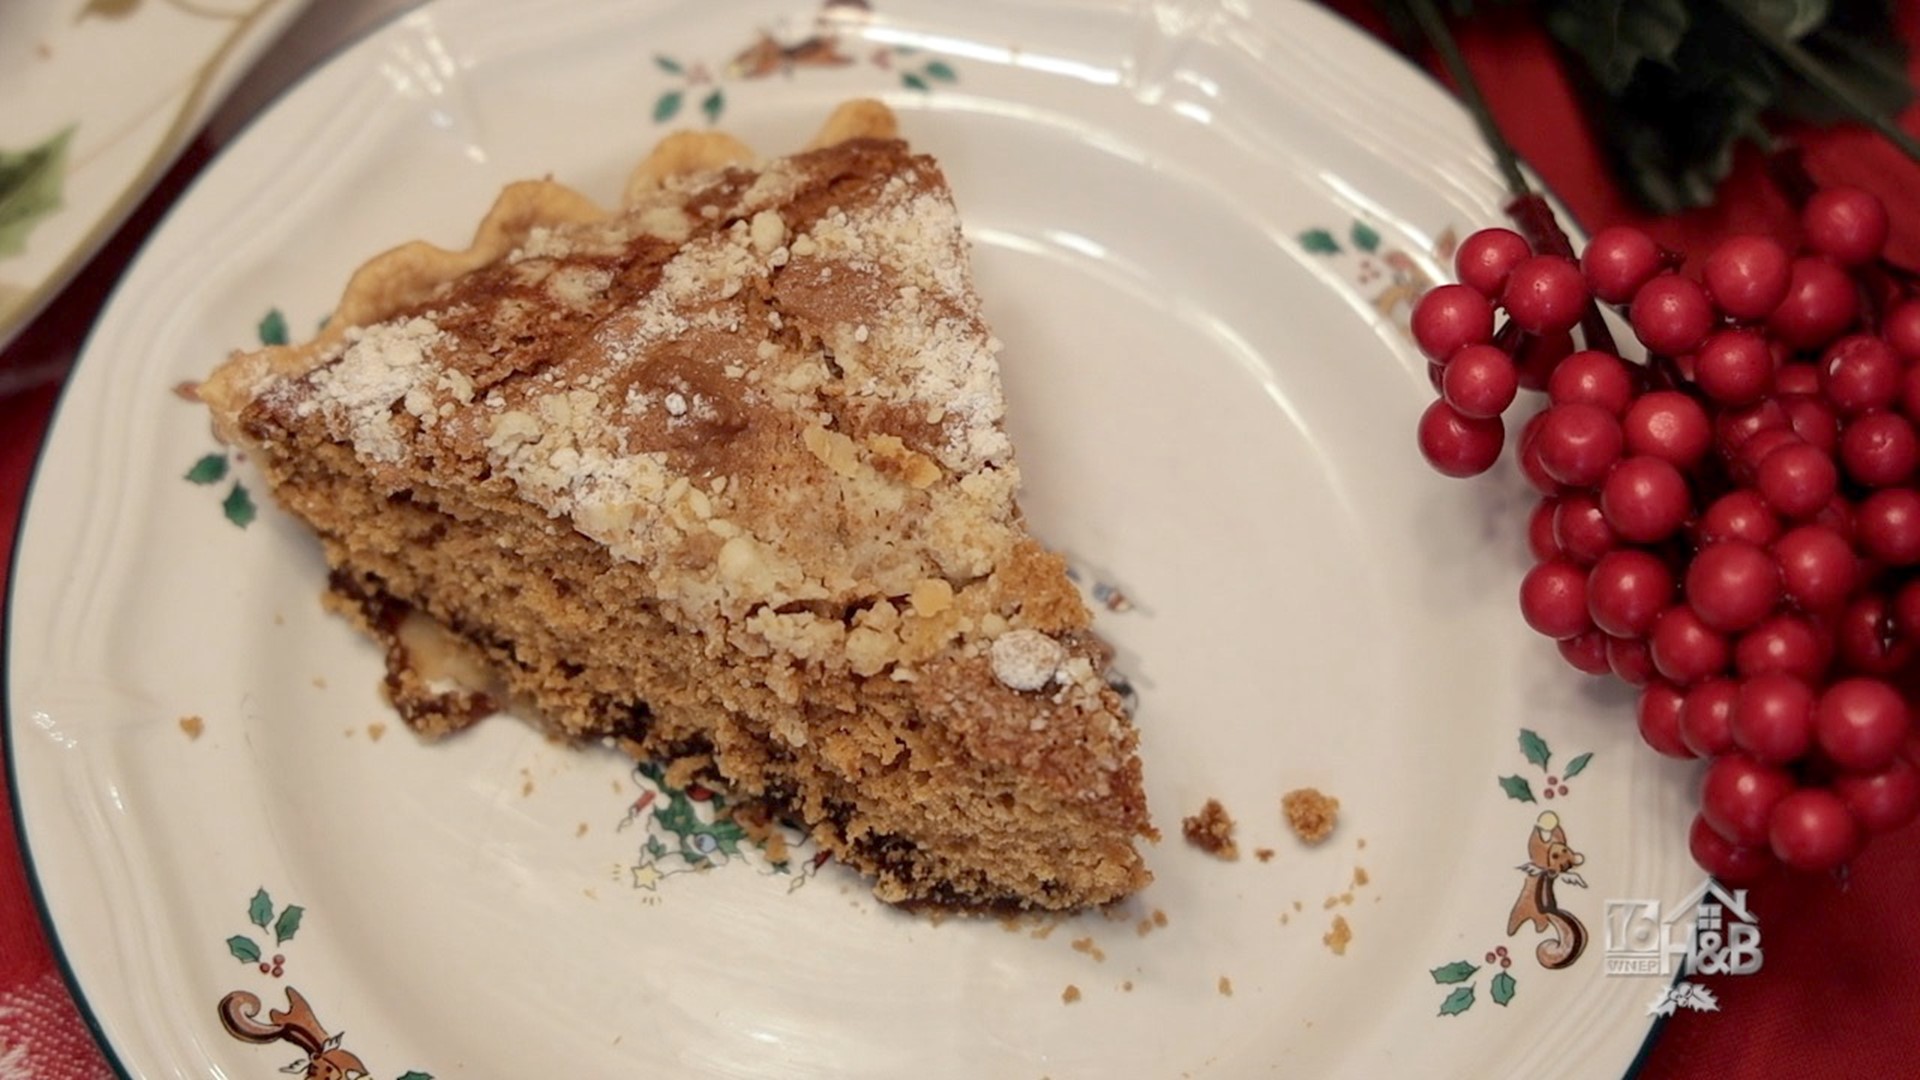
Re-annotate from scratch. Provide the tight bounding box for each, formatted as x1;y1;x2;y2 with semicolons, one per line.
1398;0;1530;199
1399;0;1620;357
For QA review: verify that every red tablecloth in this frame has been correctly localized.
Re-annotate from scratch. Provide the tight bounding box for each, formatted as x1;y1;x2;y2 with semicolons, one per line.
4;4;1920;1075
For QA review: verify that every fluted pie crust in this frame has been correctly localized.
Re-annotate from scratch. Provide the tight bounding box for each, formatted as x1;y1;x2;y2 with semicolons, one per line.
202;101;1154;910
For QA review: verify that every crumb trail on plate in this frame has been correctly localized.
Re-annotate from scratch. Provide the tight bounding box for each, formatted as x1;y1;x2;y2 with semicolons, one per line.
1324;915;1352;956
1283;787;1339;845
1182;798;1239;860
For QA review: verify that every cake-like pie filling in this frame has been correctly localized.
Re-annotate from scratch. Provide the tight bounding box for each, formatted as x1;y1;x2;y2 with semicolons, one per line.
201;101;1154;910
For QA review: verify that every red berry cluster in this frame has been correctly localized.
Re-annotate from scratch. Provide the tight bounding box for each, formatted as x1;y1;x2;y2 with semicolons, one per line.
1415;187;1920;883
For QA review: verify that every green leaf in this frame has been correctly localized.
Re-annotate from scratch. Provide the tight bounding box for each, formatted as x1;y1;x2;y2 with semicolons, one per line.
1564;752;1594;779
227;935;262;964
1438;985;1476;1016
653;55;684;75
1349;221;1381;253
223;483;257;529
922;60;958;82
1429;960;1479;984
1544;0;1690;94
1498;775;1537;803
273;904;304;945
1776;17;1913;127
1298;228;1339;254
1490;970;1517;1006
256;308;289;346
248;889;274;928
901;72;930;92
396;1073;434;1080
652;90;684;124
184;453;228;485
700;88;725;126
0;126;76;258
1519;729;1552;771
1749;0;1829;39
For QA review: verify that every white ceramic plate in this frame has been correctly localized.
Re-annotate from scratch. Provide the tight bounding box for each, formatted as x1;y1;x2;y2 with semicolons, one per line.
10;1;1700;1076
0;0;310;346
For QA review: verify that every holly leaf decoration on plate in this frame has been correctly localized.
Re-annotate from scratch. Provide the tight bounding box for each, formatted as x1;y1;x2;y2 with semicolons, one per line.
1519;729;1551;770
0;127;76;258
257;308;289;347
1490;970;1517;1006
222;483;256;528
184;453;228;485
249;888;274;928
1429;960;1478;984
1298;228;1339;254
226;936;261;964
1437;985;1476;1016
273;904;304;945
1564;751;1593;779
1499;774;1537;803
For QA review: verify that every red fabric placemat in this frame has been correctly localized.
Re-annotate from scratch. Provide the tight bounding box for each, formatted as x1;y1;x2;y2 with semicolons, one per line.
3;5;1919;1075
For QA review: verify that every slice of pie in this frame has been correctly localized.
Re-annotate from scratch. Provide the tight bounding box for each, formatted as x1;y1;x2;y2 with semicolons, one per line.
199;101;1154;910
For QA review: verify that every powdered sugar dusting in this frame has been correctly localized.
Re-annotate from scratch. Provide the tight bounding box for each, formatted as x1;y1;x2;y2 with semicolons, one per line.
807;189;1011;470
297;317;447;462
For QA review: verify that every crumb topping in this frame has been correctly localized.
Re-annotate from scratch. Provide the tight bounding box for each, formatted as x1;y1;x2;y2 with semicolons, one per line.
990;628;1064;691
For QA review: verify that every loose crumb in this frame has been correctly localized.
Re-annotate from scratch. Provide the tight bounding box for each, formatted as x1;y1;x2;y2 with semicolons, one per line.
1136;917;1155;937
1217;976;1233;997
1353;866;1370;888
1323;915;1352;956
1030;922;1058;941
576;822;589;838
366;722;387;742
1357;837;1367;850
1182;798;1239;860
1283;788;1339;845
582;887;597;900
1122;980;1134;992
1254;848;1275;863
1071;937;1107;963
1280;912;1290;926
311;676;327;689
177;715;204;740
521;779;535;797
1293;900;1303;913
1061;985;1081;1004
1153;908;1168;928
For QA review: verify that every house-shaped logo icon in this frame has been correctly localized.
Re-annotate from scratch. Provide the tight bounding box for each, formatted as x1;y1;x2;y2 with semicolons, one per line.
1604;879;1763;977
